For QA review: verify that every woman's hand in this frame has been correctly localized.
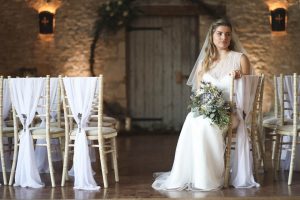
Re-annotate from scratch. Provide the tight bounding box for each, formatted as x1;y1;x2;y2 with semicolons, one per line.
229;54;251;79
230;70;242;79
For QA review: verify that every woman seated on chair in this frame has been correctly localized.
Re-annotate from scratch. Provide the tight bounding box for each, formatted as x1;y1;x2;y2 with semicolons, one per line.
152;18;258;191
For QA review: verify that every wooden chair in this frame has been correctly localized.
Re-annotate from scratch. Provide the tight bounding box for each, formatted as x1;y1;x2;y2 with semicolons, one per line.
34;77;64;172
59;75;119;188
224;74;264;188
250;74;265;174
273;73;300;185
263;74;293;163
9;76;65;187
89;94;119;129
0;76;18;185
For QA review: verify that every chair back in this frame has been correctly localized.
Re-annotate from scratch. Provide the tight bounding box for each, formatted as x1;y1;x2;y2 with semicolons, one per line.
0;76;3;133
249;74;265;176
277;74;294;125
250;74;265;136
224;74;263;188
291;73;300;133
59;76;102;138
35;76;51;132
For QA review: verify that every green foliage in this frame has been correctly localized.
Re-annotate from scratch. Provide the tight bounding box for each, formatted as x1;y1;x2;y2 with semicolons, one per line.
96;0;138;33
188;81;231;129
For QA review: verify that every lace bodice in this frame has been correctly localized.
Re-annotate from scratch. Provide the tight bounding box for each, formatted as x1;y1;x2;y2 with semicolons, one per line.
206;51;242;80
202;51;243;101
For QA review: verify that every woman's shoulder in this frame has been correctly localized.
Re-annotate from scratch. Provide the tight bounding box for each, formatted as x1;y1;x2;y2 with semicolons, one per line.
229;51;250;74
229;50;246;63
230;50;243;57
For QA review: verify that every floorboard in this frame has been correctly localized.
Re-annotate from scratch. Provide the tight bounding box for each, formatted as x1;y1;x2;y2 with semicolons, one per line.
1;133;300;199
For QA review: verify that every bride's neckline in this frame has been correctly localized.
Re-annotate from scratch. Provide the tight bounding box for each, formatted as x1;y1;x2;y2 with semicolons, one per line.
204;73;230;82
211;50;231;68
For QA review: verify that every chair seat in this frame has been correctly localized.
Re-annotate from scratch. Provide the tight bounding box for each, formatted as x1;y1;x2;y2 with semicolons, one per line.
263;117;293;128
4;120;22;127
4;120;13;127
87;121;114;127
34;121;63;127
89;116;117;124
2;127;14;133
70;127;117;138
29;126;64;136
103;116;117;123
276;124;300;135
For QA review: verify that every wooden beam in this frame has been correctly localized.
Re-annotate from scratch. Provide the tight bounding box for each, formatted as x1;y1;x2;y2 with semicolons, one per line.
136;5;200;16
135;4;225;17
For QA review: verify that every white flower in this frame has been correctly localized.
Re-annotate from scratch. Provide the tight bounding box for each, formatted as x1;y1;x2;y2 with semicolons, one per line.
195;89;202;96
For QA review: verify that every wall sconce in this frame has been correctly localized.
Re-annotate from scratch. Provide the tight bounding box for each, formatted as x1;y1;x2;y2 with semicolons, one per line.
39;11;54;34
270;7;286;32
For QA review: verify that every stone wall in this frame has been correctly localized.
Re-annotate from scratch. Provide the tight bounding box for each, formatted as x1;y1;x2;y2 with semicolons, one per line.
227;0;300;112
1;0;300;117
0;0;127;114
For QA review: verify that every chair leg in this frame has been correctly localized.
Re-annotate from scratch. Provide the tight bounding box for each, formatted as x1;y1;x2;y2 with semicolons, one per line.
254;143;259;178
224;132;232;188
0;136;7;185
288;134;297;185
250;128;258;179
9;137;18;185
271;134;277;160
61;137;70;187
103;150;108;174
273;133;280;180
256;127;265;170
262;128;268;172
277;135;283;171
46;137;55;187
111;138;119;182
99;144;108;188
59;137;65;159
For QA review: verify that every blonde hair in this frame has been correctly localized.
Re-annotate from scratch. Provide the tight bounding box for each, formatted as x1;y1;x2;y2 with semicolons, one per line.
198;18;235;79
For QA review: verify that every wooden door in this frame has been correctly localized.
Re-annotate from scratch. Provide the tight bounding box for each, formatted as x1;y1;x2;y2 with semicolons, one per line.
127;16;198;130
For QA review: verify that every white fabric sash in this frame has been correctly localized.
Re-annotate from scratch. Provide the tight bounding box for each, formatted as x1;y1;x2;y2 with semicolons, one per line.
35;78;62;173
230;75;260;188
10;78;45;188
0;79;12;173
63;77;100;190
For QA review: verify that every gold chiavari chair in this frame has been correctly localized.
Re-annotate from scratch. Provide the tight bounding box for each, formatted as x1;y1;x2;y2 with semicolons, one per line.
9;76;65;187
224;74;264;188
0;76;18;185
273;73;300;185
59;75;119;188
263;74;293;164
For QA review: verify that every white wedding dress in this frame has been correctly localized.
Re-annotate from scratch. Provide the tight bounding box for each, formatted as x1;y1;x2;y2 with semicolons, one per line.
152;51;243;191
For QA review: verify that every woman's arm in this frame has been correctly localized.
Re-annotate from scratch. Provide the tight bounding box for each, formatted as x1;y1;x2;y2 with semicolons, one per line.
240;54;250;75
231;54;251;79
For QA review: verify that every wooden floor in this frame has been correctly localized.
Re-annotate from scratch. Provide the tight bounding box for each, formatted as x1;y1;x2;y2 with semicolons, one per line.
1;132;300;199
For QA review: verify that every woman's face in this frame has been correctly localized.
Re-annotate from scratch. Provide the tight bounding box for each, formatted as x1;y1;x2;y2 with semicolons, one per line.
212;25;232;50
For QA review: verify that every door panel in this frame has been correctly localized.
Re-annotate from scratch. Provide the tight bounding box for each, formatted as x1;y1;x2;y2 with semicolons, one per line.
128;16;198;130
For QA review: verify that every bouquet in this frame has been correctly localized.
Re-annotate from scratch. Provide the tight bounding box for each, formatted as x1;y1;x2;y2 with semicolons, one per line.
188;81;231;129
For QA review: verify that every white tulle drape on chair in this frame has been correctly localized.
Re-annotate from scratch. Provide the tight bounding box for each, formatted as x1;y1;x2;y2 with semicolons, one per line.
0;79;12;173
230;75;260;188
63;77;100;190
2;79;11;127
34;78;62;173
9;78;45;188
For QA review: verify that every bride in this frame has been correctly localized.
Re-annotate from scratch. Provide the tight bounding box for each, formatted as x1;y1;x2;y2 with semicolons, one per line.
152;18;257;191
